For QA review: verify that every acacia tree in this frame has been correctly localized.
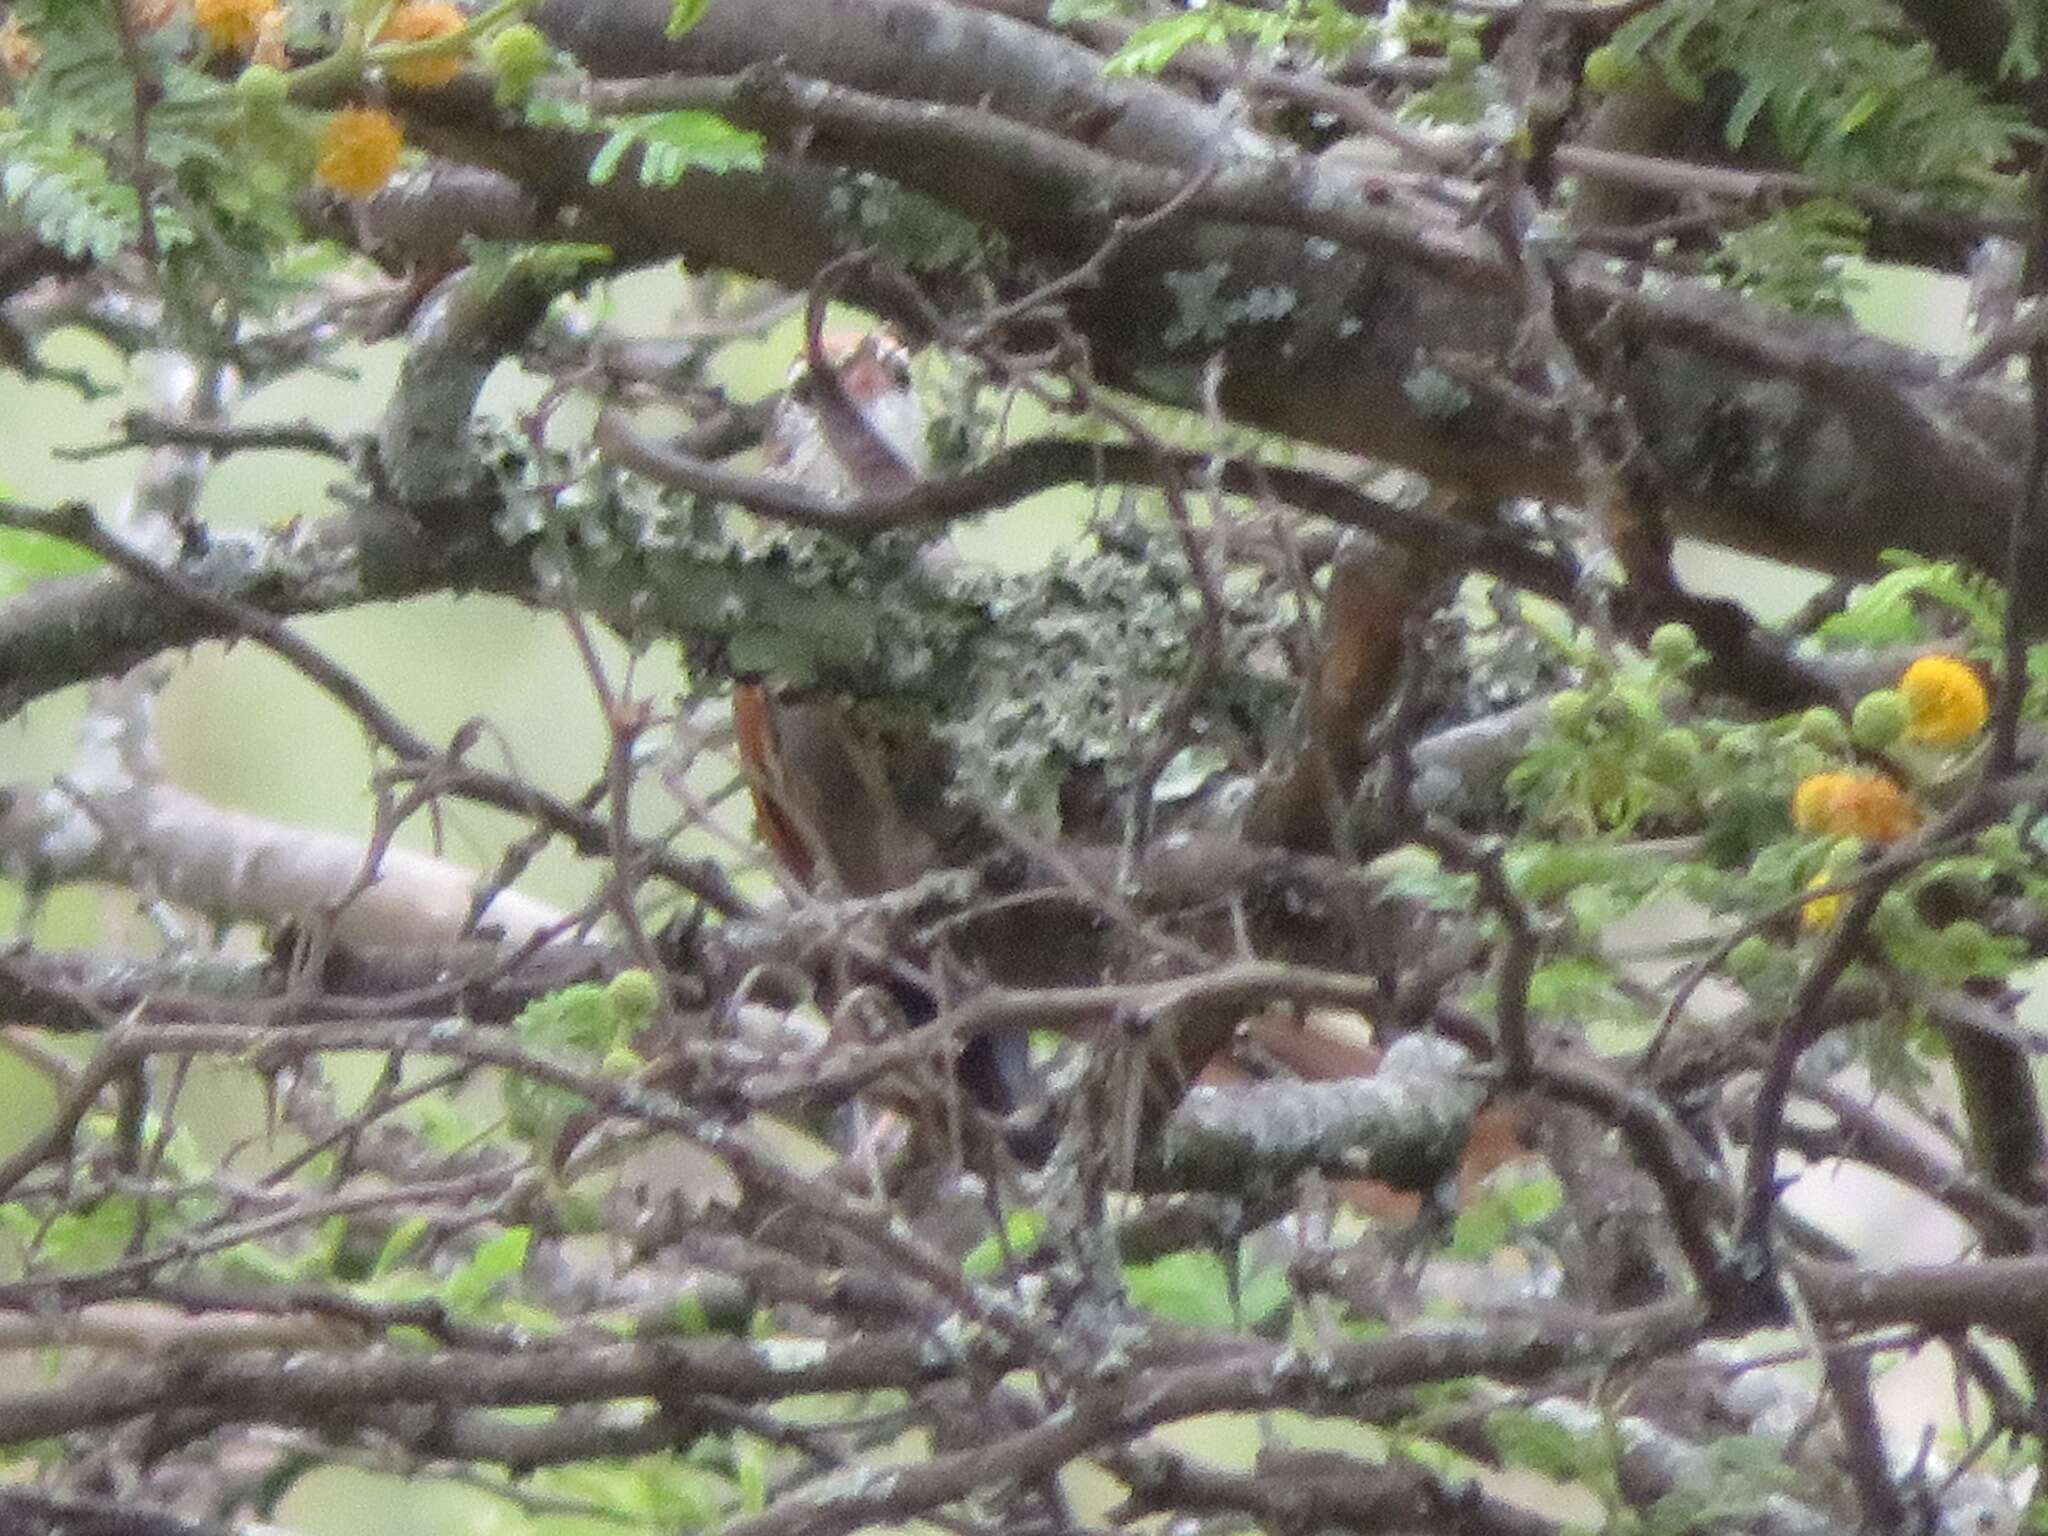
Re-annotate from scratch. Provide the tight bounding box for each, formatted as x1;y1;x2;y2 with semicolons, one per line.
8;0;2048;1530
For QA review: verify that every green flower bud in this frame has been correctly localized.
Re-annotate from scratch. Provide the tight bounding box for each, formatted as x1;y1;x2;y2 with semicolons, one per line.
1851;688;1911;750
1644;726;1702;782
1977;822;2023;863
1726;935;1773;983
1935;919;2004;977
605;968;659;1030
1547;688;1591;735
1594;690;1655;736
600;1046;642;1078
1718;724;1765;758
1796;707;1849;753
484;21;549;102
1582;44;1634;91
234;63;290;108
1647;622;1699;671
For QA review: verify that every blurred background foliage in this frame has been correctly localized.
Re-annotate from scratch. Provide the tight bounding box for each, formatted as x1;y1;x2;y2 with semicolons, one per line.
0;249;1980;1531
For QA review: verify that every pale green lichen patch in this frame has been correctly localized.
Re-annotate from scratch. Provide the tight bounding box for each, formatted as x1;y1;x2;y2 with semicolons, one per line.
755;1336;831;1372
1162;264;1300;348
828;171;1009;275
1400;362;1474;423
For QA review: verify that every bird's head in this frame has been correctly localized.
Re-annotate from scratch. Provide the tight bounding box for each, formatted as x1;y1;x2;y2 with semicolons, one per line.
765;326;928;496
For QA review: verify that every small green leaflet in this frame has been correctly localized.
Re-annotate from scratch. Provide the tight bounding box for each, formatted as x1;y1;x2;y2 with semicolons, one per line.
1104;11;1224;74
1486;1407;1592;1481
1831;88;1884;140
442;1225;532;1315
1123;1248;1288;1329
587;112;764;188
525;95;595;132
1103;3;1304;75
666;0;712;39
962;1208;1047;1277
372;1215;431;1279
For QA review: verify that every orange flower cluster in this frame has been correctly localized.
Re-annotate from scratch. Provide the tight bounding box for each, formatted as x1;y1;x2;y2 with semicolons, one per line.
193;0;276;54
1899;655;1990;747
1790;770;1920;843
314;105;403;197
377;0;466;87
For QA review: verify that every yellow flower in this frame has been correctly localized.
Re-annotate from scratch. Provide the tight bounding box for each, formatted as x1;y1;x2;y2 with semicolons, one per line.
193;0;278;54
1801;872;1843;932
1899;654;1990;747
1790;770;1919;843
377;0;467;87
314;105;404;197
1791;772;1853;833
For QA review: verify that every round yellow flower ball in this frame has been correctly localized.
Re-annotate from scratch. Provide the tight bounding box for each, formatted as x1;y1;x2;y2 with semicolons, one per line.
1898;654;1990;747
378;0;467;88
315;105;404;198
193;0;277;54
1790;769;1919;844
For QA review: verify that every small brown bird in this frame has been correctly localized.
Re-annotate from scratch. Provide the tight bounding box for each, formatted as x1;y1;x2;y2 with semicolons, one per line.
732;329;1036;1131
735;328;934;898
761;328;926;499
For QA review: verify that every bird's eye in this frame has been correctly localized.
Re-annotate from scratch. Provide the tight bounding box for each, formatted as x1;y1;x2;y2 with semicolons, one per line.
864;338;913;388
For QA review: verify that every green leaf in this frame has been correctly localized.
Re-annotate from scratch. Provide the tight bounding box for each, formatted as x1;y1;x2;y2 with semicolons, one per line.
670;1289;711;1335
1450;1173;1562;1261
0;1196;140;1271
1710;198;1869;316
638;110;763;181
1831;88;1884;139
587;129;635;186
665;0;712;39
1818;555;2004;650
0;526;102;598
588;111;764;188
1449;1195;1510;1259
1104;12;1224;74
443;1225;531;1314
1486;1408;1591;1480
525;95;597;132
1526;956;1615;1017
736;1433;769;1513
1501;1174;1562;1225
372;1216;430;1279
1724;75;1771;148
1597;0;2031;193
962;1207;1048;1277
214;1238;300;1285
1235;1263;1290;1326
1125;1249;1233;1326
1123;1249;1288;1329
516;982;621;1051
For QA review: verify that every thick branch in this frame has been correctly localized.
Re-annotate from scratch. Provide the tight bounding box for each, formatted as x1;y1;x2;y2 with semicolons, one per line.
402;0;2035;590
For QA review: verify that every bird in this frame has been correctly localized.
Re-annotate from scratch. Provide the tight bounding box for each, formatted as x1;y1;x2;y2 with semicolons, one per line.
735;327;935;898
761;327;927;501
735;325;1039;1135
